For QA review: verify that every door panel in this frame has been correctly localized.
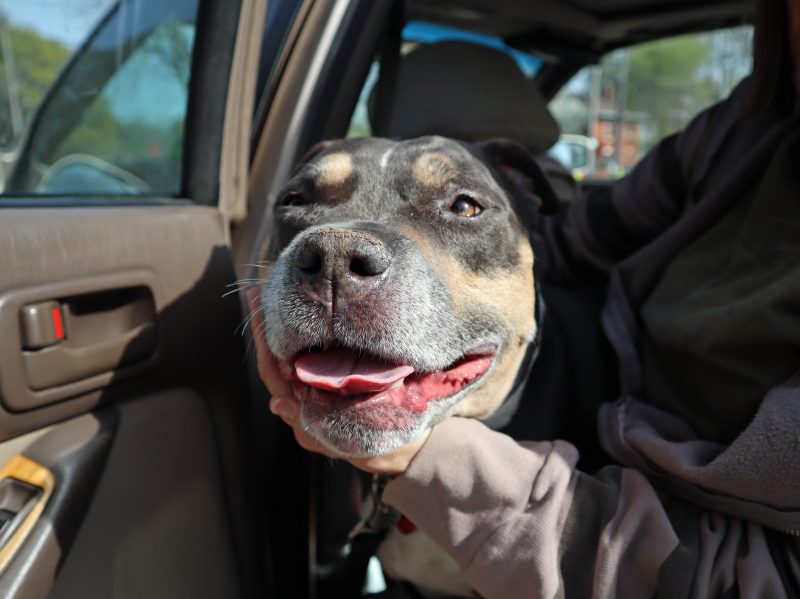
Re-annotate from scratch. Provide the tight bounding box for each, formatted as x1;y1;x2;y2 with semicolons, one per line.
0;206;227;437
47;391;238;599
0;0;270;592
0;206;262;597
0;390;241;599
0;409;114;598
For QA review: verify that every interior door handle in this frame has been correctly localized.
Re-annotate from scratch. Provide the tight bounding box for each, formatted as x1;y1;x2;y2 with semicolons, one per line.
23;322;156;390
20;286;157;391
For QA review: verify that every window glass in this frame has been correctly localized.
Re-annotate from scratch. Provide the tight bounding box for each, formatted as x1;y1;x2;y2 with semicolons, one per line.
347;61;378;138
0;0;200;197
346;20;544;138
253;0;302;149
549;26;753;181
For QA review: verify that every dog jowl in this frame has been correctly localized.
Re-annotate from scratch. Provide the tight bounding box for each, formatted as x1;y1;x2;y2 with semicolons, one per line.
259;136;556;457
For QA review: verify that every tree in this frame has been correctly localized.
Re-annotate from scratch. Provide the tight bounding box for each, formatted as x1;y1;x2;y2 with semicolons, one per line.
622;34;715;147
617;27;751;152
549;27;753;163
0;17;70;149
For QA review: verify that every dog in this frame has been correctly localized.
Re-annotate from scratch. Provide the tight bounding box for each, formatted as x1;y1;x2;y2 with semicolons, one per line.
258;135;557;596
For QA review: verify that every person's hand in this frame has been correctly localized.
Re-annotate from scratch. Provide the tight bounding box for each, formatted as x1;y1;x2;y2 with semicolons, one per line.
246;289;429;475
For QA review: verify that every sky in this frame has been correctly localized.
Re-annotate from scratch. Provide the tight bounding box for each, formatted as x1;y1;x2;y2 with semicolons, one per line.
1;0;193;128
0;0;114;48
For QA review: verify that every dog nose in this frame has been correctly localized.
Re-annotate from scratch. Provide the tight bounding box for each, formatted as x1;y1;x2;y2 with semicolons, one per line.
293;228;391;300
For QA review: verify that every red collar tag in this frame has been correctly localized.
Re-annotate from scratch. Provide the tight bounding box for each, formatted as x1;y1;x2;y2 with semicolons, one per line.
396;515;416;535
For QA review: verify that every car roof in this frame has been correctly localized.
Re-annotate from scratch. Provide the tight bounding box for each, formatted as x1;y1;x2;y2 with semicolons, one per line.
410;0;751;57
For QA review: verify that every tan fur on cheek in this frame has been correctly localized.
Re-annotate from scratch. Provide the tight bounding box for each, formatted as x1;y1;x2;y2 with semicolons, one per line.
412;152;457;188
398;227;537;419
314;152;353;187
446;242;536;418
452;336;530;418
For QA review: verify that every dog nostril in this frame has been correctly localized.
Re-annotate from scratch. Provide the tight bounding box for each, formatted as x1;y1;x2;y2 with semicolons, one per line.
349;254;389;277
296;247;322;275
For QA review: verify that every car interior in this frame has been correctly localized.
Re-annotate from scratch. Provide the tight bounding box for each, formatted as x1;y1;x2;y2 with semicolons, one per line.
245;1;753;597
0;0;753;597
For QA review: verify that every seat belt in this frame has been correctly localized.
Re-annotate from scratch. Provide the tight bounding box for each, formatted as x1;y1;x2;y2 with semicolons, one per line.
371;6;403;137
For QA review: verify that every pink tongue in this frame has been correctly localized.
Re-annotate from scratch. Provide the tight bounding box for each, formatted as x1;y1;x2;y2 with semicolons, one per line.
295;348;415;394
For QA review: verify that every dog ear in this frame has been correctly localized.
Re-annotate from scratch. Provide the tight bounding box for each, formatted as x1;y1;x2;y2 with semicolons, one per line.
481;139;559;215
291;140;335;175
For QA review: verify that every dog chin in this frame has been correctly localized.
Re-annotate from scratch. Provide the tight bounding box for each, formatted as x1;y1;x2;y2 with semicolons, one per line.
299;399;438;457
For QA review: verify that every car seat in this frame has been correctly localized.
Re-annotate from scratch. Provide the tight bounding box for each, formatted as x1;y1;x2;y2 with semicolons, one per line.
367;40;577;203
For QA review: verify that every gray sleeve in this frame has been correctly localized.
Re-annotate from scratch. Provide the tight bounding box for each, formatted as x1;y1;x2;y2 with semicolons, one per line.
382;418;799;599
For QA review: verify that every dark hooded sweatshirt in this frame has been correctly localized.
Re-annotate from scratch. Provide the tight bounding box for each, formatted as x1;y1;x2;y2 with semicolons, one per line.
382;79;800;598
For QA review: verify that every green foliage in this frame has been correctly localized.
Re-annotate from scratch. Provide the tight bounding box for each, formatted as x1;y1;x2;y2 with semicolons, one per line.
0;16;193;193
47;20;192;192
0;21;70;148
56;99;124;157
54;97;184;192
550;27;752;163
549;92;588;136
623;34;715;148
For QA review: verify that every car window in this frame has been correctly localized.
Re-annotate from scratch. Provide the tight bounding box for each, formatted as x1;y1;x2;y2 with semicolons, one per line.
253;0;303;150
549;25;753;181
346;20;544;138
0;0;200;198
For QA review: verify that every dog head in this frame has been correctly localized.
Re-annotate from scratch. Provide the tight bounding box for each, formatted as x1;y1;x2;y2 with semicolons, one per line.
259;136;556;457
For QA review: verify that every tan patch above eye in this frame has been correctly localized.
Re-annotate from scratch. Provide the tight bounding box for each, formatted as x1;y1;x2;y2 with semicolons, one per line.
314;152;353;187
412;152;457;188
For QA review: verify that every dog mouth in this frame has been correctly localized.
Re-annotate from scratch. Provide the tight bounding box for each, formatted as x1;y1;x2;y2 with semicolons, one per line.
278;344;496;415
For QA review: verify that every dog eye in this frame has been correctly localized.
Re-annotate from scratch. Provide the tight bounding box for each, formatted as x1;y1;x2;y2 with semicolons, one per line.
449;194;483;218
279;192;308;207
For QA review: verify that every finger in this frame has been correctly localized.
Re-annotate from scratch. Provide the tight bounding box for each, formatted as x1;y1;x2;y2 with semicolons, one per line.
269;396;297;421
246;288;264;341
293;427;339;458
260;349;294;399
269;396;340;459
248;292;342;463
294;430;322;452
247;291;294;399
246;289;267;368
245;287;260;314
351;428;431;475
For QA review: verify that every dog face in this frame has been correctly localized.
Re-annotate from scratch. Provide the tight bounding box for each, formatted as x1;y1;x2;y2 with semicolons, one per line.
259;136;556;457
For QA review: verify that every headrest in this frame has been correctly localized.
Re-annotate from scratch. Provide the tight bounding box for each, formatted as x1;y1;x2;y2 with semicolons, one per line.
369;40;560;154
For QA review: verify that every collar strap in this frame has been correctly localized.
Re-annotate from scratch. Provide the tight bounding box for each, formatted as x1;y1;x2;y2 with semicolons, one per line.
480;286;544;430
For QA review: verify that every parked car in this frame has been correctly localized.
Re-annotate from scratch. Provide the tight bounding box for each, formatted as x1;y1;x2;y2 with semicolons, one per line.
548;134;599;180
0;0;753;597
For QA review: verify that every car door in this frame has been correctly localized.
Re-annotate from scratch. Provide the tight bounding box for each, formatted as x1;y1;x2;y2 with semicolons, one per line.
0;0;270;596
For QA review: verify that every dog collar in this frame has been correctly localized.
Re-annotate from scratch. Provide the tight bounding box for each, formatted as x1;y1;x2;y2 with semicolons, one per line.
348;474;399;540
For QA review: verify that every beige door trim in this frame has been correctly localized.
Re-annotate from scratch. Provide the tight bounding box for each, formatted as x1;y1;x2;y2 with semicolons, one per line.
218;0;270;228
0;456;55;576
